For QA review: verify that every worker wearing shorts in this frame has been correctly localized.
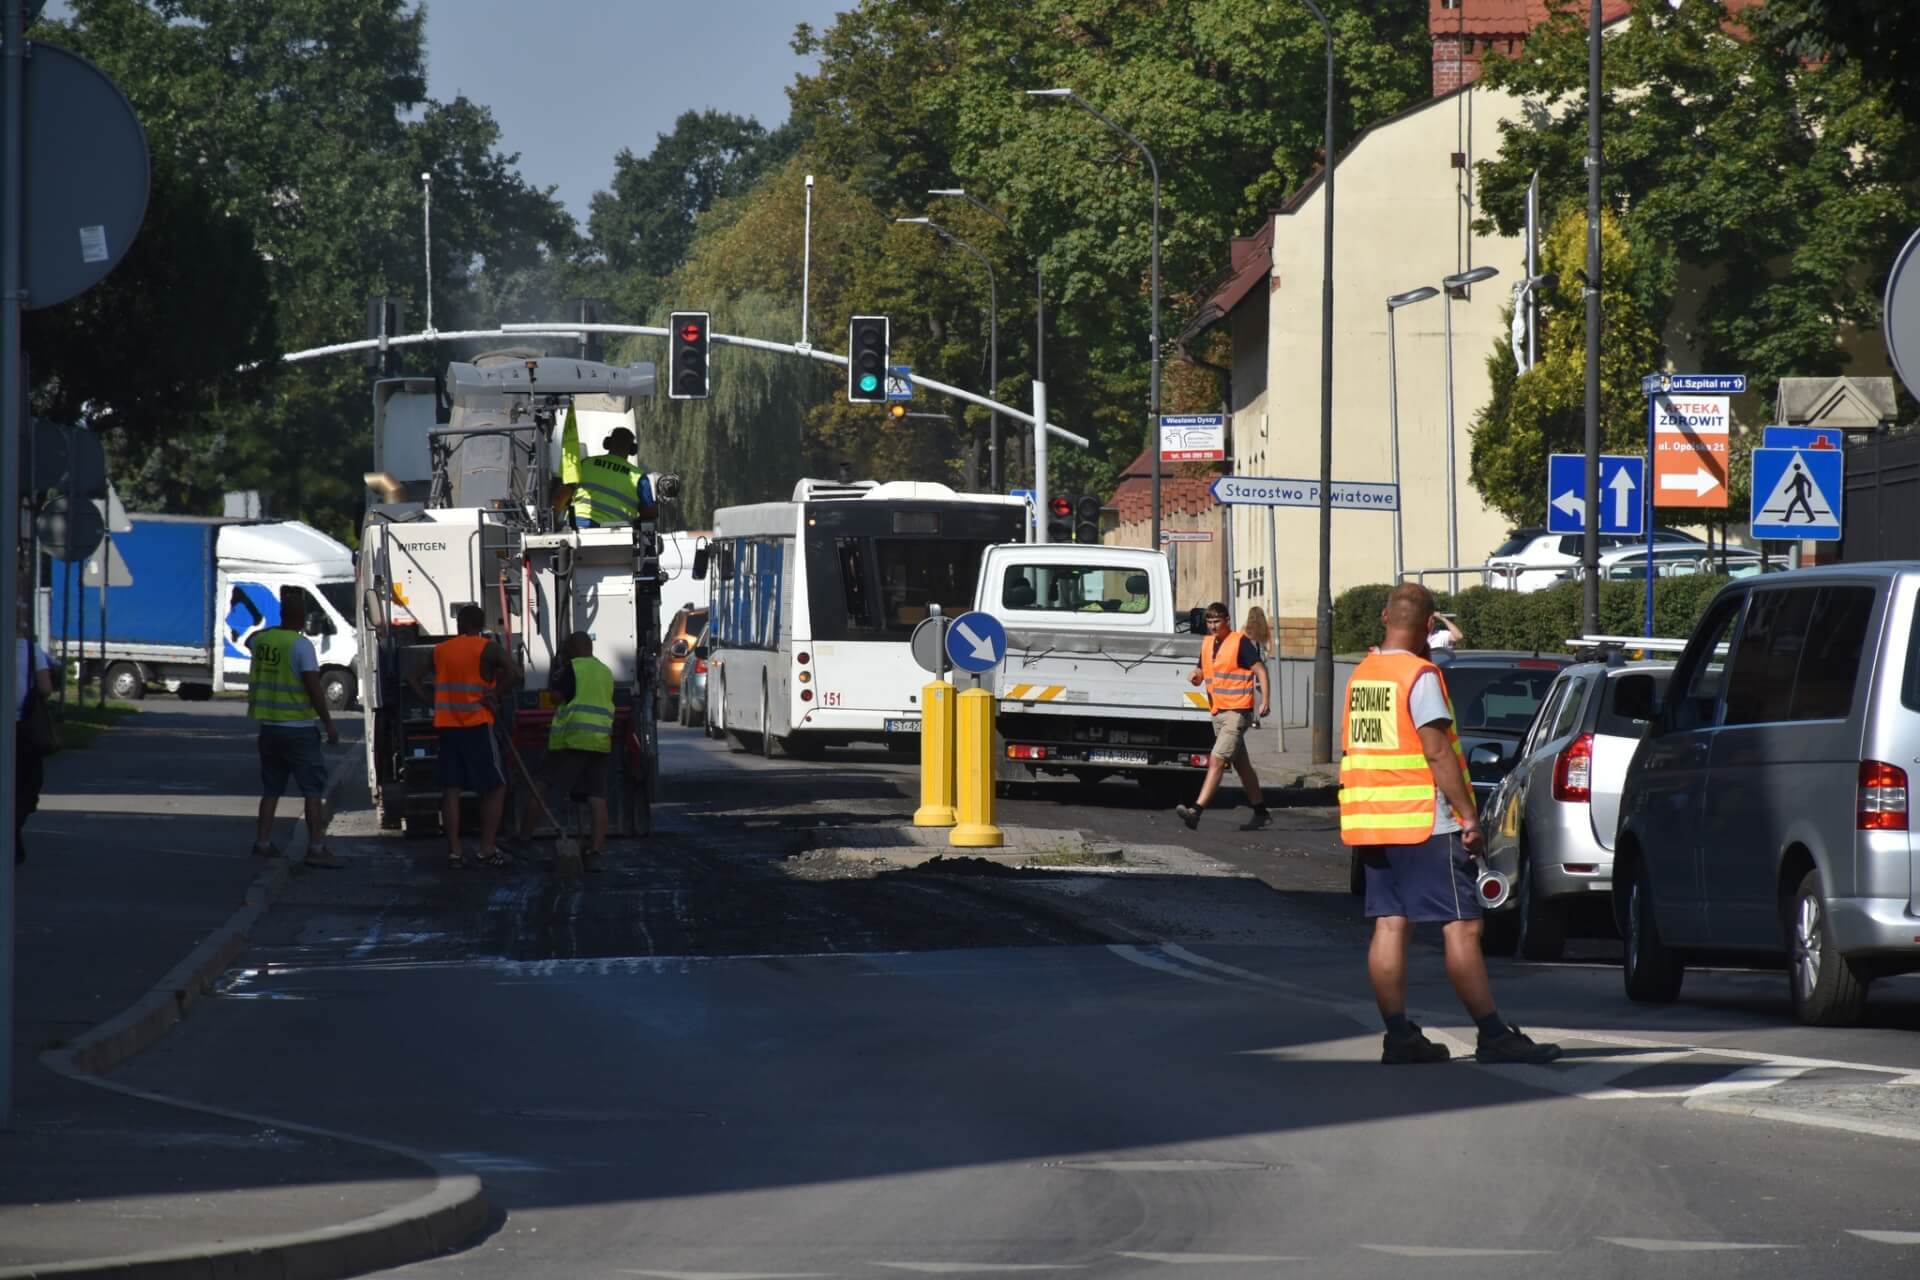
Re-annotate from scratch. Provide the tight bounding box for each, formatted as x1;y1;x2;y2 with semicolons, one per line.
410;604;519;869
1175;603;1271;832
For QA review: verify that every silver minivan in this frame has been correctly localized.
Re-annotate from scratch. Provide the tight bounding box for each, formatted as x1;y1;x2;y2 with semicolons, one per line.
1613;565;1920;1026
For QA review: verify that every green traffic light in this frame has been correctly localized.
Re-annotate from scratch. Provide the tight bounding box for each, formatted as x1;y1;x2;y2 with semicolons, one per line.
859;374;879;392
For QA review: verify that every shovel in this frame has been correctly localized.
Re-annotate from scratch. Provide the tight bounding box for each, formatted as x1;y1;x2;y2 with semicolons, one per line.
504;736;582;880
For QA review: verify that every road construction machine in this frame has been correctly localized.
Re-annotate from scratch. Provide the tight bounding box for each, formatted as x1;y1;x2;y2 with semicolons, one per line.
356;350;670;838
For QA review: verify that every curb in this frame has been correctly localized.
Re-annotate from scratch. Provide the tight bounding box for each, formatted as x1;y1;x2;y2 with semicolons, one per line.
1685;1094;1920;1145
24;733;493;1280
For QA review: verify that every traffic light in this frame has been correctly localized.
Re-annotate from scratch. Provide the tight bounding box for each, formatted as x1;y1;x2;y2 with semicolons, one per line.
848;315;889;403
575;297;603;363
668;311;710;400
1047;494;1072;543
1074;493;1102;544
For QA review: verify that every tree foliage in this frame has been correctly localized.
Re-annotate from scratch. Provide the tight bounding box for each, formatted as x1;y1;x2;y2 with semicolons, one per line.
1469;210;1658;528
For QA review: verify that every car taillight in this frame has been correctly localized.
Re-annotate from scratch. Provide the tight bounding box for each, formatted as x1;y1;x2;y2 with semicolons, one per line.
692;658;707;674
1859;760;1908;831
1552;732;1593;803
1187;753;1211;768
1007;744;1048;761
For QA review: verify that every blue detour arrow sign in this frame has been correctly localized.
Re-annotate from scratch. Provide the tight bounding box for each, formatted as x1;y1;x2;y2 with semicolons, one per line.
945;611;1007;673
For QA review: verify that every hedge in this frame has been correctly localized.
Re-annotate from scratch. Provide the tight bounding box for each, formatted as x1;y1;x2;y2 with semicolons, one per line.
1331;575;1731;656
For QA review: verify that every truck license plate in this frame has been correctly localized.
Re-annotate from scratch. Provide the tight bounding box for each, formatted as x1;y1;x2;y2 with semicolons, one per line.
886;718;921;733
1086;749;1150;766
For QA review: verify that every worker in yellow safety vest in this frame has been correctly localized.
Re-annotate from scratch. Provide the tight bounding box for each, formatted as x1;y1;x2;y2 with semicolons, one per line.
556;406;655;527
1174;602;1270;832
518;631;617;871
247;586;343;867
1341;582;1560;1067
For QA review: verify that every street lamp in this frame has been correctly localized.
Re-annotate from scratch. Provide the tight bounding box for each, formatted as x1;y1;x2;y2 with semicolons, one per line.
1297;0;1338;767
1026;87;1162;549
1386;286;1441;585
1441;265;1500;585
898;217;999;491
929;187;1037;494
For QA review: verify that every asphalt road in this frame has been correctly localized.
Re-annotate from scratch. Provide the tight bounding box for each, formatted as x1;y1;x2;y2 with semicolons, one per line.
118;723;1920;1278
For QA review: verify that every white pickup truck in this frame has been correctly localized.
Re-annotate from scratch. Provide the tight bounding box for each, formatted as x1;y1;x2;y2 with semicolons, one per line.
973;542;1216;796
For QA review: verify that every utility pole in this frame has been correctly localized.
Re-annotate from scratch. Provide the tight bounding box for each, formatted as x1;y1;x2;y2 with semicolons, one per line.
1582;0;1603;635
1302;0;1338;765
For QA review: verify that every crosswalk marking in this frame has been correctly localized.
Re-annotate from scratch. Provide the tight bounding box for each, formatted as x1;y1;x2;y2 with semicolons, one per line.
1847;1230;1920;1245
1599;1238;1795;1252
1113;1253;1307;1264
1360;1246;1555;1258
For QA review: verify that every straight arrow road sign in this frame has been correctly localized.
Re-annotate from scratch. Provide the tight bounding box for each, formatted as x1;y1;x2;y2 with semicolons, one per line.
1546;454;1643;536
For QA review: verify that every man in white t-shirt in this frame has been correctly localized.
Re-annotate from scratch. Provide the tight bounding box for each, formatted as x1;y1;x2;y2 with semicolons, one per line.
1426;611;1464;653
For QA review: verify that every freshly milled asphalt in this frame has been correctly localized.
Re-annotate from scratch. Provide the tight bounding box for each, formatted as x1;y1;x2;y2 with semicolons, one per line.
114;726;1920;1279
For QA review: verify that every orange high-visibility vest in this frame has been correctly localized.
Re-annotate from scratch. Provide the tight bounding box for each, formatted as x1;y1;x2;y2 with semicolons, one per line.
1338;650;1468;846
433;634;494;728
1200;630;1258;713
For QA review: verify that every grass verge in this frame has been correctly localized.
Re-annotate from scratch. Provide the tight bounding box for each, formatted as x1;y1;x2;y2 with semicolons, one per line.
51;701;138;751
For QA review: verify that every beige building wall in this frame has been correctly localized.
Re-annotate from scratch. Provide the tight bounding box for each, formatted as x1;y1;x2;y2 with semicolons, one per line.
1230;84;1529;655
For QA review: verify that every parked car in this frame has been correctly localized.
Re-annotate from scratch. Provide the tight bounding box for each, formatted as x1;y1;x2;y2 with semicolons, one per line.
679;620;711;731
1480;661;1675;960
1348;650;1573;894
656;603;707;722
1555;542;1775;584
1613;565;1920;1026
1484;527;1704;593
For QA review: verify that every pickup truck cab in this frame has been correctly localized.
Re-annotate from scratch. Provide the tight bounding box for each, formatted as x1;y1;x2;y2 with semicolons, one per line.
972;543;1214;796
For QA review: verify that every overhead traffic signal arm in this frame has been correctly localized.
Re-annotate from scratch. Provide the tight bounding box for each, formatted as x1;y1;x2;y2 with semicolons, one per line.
848;315;890;403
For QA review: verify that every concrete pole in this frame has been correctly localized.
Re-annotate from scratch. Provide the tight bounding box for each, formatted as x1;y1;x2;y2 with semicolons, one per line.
1582;0;1604;634
1033;381;1050;544
1387;305;1404;583
1;0;26;1129
1303;0;1337;766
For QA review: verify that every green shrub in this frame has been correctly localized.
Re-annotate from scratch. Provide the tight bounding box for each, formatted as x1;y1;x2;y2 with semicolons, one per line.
1330;573;1733;655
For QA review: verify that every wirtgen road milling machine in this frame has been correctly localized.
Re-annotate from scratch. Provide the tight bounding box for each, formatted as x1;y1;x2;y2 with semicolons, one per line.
357;351;674;840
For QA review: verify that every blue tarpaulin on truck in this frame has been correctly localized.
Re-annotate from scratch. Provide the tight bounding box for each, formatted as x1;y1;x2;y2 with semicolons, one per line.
50;516;216;648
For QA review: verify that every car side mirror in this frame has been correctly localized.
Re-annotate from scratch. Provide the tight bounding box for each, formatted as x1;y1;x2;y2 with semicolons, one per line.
1469;743;1503;768
718;547;735;582
691;547;709;580
693;644;710;661
1185;606;1206;634
1613;672;1660;723
670;639;689;658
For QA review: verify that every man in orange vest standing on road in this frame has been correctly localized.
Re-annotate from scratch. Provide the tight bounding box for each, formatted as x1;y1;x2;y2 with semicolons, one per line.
1176;602;1271;832
1341;583;1560;1065
409;604;521;870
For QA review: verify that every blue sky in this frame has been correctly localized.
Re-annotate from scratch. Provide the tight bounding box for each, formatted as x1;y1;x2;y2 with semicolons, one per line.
421;1;847;225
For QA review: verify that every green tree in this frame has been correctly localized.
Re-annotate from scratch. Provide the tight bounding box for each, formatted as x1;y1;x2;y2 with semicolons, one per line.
1470;210;1658;527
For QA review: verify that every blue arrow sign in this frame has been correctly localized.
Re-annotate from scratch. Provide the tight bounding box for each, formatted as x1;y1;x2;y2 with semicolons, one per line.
1546;453;1644;536
1761;425;1847;453
1641;372;1747;395
1751;447;1843;541
946;611;1007;673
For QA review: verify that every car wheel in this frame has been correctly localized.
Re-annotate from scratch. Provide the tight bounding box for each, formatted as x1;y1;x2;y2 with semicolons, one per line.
1787;868;1869;1026
1622;861;1684;1003
105;661;146;702
1515;856;1567;963
320;668;354;712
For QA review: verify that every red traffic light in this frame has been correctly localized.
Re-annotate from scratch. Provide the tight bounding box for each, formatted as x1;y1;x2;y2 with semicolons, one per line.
1049;495;1072;518
678;321;704;343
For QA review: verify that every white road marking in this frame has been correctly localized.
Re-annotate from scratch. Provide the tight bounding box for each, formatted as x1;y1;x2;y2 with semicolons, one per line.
1107;945;1240;988
1359;1245;1555;1257
873;1266;1084;1274
347;921;384;961
1598;1238;1795;1252
1113;1252;1307;1264
618;1272;829;1279
1847;1230;1920;1245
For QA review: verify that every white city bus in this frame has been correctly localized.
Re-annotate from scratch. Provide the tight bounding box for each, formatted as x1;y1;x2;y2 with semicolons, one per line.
706;479;1028;756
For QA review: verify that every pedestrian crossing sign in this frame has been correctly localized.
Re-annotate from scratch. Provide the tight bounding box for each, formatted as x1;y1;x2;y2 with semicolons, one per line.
886;365;913;401
1750;446;1842;541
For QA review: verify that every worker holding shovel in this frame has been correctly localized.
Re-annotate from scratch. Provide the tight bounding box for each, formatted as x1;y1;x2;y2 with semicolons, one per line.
517;631;616;873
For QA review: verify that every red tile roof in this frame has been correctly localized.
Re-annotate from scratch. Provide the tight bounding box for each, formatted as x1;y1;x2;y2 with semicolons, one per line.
1178;221;1272;345
1107;449;1223;525
1429;0;1630;36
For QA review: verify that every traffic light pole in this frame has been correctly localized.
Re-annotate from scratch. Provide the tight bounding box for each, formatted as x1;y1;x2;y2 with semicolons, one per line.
1034;380;1050;543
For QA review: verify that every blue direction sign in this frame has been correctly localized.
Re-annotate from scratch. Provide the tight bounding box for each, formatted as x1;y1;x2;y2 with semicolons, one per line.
1546;453;1644;536
1762;425;1847;453
946;611;1007;673
1640;372;1748;395
1751;447;1843;541
1209;475;1398;511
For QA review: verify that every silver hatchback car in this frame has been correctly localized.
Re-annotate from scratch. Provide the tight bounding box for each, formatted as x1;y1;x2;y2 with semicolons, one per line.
1481;661;1674;960
1614;565;1920;1026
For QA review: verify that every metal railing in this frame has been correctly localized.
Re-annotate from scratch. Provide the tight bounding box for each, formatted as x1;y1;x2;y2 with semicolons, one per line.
1566;634;1688;655
1401;563;1522;592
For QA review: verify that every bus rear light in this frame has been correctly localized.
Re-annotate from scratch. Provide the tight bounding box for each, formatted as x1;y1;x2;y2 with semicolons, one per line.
797;670;811;684
1007;744;1048;761
796;651;810;665
800;689;814;702
1859;760;1908;831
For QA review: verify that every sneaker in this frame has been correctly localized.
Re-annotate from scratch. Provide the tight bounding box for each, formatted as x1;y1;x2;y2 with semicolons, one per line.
303;847;347;869
1175;804;1202;830
250;841;281;858
1475;1024;1562;1064
1240;807;1273;831
1382;1023;1451;1065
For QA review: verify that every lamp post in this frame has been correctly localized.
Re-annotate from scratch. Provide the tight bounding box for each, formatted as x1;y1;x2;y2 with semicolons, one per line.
1441;266;1500;587
1026;87;1161;549
1294;0;1338;765
898;217;999;491
1583;0;1605;636
1386;286;1440;585
929;187;1036;494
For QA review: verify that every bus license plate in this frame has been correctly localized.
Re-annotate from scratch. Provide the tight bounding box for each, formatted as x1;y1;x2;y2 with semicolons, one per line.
886;718;921;734
1087;749;1150;766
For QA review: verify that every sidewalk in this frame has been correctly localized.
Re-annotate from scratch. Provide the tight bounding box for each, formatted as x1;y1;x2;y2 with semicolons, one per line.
1242;720;1339;805
3;700;486;1279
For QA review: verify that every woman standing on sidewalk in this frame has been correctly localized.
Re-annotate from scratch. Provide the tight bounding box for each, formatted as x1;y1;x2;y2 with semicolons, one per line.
16;630;54;864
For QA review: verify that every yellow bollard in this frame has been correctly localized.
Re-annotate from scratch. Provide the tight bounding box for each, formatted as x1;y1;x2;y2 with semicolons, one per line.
949;686;1003;848
913;679;957;827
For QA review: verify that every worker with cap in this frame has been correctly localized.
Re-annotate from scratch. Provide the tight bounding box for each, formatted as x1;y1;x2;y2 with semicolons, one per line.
558;406;655;527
